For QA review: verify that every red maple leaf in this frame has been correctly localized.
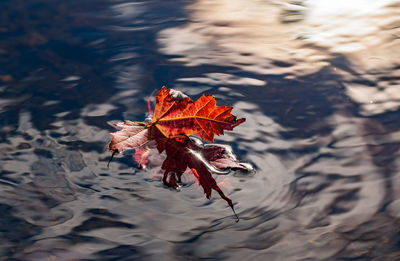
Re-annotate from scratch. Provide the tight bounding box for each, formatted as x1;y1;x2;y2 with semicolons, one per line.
147;87;245;142
108;87;249;221
152;132;245;220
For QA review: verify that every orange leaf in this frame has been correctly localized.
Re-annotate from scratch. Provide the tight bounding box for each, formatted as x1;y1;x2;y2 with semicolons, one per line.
148;87;245;142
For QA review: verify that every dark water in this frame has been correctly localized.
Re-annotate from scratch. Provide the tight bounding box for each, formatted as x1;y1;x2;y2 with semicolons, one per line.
1;0;400;260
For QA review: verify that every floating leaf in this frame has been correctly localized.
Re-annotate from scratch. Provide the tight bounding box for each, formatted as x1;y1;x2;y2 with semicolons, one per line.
108;87;249;221
147;87;245;142
108;121;149;153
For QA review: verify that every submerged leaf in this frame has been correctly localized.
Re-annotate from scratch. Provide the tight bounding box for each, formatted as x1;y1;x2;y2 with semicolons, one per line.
203;145;248;171
154;135;239;220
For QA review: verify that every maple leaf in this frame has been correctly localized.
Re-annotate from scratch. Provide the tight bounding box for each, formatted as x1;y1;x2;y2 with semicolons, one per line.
147;87;245;142
108;87;250;221
108;121;149;152
133;146;151;169
153;134;240;220
203;145;249;171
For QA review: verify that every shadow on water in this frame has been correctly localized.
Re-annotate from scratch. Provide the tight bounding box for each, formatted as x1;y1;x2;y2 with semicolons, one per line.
0;0;400;260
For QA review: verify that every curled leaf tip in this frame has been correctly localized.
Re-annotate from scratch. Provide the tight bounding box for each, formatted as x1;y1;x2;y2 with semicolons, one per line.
232;206;240;222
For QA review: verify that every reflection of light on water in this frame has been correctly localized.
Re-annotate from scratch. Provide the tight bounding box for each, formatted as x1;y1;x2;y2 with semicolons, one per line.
178;72;266;87
307;0;391;15
159;0;399;66
345;74;400;116
158;0;332;76
305;0;398;52
158;0;400;115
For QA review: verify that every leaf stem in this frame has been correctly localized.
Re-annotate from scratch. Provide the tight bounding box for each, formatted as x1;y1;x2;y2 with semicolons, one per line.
107;150;118;168
147;89;157;120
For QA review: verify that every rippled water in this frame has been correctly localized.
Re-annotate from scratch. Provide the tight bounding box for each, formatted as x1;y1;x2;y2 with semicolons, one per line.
1;0;400;260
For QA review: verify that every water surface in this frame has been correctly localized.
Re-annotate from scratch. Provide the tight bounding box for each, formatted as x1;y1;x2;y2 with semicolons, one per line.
1;0;400;260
